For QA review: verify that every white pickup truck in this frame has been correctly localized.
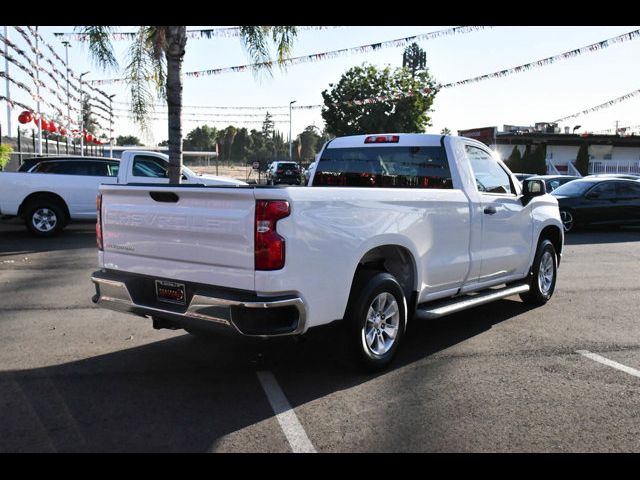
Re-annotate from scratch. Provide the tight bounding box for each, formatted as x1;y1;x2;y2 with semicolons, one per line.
91;134;564;370
0;150;244;237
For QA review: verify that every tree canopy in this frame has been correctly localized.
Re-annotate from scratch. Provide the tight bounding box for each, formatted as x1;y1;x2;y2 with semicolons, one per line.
321;63;439;136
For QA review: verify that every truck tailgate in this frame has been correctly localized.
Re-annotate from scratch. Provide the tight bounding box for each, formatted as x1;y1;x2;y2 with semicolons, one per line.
100;185;256;291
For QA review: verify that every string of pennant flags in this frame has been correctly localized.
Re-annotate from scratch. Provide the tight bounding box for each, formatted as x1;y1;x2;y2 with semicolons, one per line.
3;26;640;136
89;26;492;85
53;26;345;42
552;89;640;123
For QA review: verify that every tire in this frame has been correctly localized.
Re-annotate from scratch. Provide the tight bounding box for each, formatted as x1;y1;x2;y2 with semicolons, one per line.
24;200;67;237
345;271;407;371
560;209;575;233
519;239;557;305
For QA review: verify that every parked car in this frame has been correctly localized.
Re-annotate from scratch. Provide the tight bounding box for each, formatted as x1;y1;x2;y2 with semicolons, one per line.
266;161;301;185
92;133;563;370
551;177;640;232
588;173;640;180
0;151;245;237
303;161;316;184
527;175;581;192
513;173;536;183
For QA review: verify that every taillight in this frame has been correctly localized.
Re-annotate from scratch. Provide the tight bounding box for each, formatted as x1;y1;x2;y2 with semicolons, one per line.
255;200;290;270
96;193;103;251
364;135;399;144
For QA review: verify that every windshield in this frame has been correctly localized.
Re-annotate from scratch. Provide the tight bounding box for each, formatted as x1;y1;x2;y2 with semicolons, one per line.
551;180;596;197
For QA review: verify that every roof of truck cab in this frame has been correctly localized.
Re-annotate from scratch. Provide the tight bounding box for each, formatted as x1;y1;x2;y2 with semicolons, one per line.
325;133;448;149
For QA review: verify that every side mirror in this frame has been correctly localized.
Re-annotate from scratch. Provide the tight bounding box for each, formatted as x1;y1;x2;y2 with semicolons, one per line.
522;179;546;205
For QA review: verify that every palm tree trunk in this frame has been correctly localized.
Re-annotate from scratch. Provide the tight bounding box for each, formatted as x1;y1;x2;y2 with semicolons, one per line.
165;27;187;184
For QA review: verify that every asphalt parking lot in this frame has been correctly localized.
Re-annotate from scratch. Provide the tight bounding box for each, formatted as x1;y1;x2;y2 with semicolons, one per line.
1;218;639;452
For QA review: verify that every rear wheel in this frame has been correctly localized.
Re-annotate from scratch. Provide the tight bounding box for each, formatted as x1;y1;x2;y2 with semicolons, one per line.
520;239;557;305
345;271;406;371
24;200;67;237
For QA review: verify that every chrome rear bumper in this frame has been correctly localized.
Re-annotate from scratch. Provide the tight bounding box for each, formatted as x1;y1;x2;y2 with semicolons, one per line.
91;270;306;337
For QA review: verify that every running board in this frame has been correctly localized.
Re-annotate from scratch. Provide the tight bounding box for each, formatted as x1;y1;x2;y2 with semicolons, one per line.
414;283;530;320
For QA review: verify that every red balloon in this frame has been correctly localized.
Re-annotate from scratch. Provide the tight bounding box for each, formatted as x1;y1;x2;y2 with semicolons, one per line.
48;123;57;133
18;110;33;124
37;119;49;130
59;127;67;136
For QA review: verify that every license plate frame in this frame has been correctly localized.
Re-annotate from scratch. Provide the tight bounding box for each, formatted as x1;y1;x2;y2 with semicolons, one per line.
155;280;186;306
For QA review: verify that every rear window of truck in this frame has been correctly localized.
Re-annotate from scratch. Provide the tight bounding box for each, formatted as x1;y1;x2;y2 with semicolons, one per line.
312;146;452;188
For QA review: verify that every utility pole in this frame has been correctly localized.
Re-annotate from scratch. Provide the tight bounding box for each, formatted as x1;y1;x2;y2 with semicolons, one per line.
289;100;296;160
108;94;115;158
4;26;11;137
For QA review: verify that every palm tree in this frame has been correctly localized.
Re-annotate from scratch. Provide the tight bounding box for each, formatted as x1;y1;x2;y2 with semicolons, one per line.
79;26;297;183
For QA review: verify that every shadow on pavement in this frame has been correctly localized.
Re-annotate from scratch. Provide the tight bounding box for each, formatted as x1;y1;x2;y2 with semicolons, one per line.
0;297;535;452
563;227;640;246
0;220;95;256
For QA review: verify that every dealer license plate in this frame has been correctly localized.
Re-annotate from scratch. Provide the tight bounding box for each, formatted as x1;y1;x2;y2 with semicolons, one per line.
155;280;186;305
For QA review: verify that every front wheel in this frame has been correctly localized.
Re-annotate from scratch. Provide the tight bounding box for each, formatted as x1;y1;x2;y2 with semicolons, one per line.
520;239;557;305
345;271;406;371
560;209;575;233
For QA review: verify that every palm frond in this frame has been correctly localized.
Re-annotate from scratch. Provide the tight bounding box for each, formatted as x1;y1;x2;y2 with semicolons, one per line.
271;26;297;65
75;26;118;70
239;26;297;79
124;27;156;131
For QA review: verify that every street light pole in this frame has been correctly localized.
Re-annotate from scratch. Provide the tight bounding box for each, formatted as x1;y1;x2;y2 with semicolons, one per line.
35;27;42;155
62;41;71;133
108;94;115;158
79;71;89;157
289;100;296;160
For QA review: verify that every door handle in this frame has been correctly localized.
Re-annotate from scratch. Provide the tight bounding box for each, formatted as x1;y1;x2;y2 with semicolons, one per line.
483;206;497;215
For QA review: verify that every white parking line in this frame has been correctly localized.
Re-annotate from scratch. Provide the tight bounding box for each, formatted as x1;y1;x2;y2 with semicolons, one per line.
256;370;317;453
576;350;640;379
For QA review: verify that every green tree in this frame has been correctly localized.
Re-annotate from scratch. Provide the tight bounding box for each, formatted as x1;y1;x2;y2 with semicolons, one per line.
505;145;523;172
81;26;297;183
531;144;547;175
440;127;451;135
116;135;142;146
0;144;13;171
402;42;426;78
321;63;439;136
223;125;238;162
262;112;275;137
576;142;590;176
183;125;217;151
297;125;322;162
82;95;98;135
231;127;252;161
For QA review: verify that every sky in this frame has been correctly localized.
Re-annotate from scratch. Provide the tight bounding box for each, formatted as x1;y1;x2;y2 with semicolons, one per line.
3;25;640;147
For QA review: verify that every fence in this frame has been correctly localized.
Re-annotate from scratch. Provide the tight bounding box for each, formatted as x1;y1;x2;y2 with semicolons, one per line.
0;129;106;171
589;160;640;175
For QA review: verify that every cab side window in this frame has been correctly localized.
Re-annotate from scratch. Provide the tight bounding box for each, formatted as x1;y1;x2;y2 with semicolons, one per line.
132;155;168;178
466;145;514;195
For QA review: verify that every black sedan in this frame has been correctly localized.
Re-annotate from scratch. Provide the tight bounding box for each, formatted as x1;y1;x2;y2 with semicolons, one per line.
551;178;640;232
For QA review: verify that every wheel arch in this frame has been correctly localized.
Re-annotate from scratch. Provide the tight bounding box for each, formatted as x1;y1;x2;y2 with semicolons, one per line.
19;191;70;221
538;224;563;265
344;244;418;321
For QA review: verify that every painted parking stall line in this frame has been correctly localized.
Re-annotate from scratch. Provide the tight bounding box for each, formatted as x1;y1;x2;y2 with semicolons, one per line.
256;370;317;453
576;350;640;379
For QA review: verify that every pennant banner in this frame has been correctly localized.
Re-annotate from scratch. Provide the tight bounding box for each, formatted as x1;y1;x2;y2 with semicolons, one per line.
53;26;345;42
90;26;492;85
552;89;640;123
